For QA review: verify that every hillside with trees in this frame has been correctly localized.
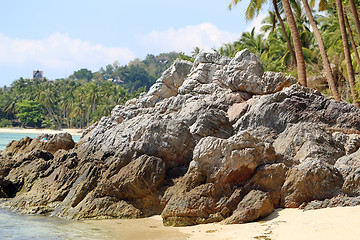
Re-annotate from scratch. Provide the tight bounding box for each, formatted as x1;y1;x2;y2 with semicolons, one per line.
0;52;180;129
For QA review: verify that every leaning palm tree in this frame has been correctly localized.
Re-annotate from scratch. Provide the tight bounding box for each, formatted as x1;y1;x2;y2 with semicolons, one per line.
281;0;307;86
336;0;360;107
229;0;297;67
38;88;62;129
348;0;360;40
272;0;297;66
261;10;277;33
301;0;341;100
344;13;360;72
238;28;267;57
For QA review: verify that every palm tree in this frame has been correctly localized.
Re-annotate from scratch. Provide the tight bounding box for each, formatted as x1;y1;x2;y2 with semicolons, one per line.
70;101;84;129
265;29;294;70
344;13;360;72
261;10;277;33
272;0;297;66
281;0;307;86
38;88;62;129
301;0;341;101
86;83;100;114
60;90;76;128
238;28;267;57
349;0;360;40
216;43;237;57
229;0;297;66
337;0;359;107
191;47;202;57
318;9;343;59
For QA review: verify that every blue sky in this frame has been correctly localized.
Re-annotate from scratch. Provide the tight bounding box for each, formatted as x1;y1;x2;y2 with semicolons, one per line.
0;0;267;86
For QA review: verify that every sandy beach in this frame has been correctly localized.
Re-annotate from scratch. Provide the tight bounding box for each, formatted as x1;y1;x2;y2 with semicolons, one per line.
90;206;360;240
0;128;83;136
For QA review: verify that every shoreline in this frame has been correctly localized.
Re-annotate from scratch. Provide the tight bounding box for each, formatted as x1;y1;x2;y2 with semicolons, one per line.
87;206;360;240
0;127;83;136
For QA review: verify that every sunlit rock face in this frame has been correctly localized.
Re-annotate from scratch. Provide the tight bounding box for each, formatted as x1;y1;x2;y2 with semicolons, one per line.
1;49;360;226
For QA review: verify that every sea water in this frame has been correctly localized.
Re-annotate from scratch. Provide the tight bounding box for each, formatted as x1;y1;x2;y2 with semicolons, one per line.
0;132;81;151
0;133;103;239
0;208;111;240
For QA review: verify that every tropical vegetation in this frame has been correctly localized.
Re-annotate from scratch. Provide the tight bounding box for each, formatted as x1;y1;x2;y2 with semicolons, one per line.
0;52;180;129
217;0;360;106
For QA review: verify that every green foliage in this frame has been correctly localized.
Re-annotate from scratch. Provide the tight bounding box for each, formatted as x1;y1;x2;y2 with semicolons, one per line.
99;52;180;92
0;52;180;129
177;52;194;62
219;0;360;103
15;100;43;128
133;87;146;99
71;68;93;81
41;117;55;129
0;119;12;128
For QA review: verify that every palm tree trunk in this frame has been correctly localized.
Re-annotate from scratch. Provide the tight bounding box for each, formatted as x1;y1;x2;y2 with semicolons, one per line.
65;109;70;128
345;13;360;72
337;0;360;107
45;106;60;129
302;0;341;101
281;0;307;87
273;0;297;67
349;0;360;39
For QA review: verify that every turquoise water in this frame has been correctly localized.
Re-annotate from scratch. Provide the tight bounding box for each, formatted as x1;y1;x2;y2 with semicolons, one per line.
0;208;111;240
0;132;81;151
0;133;103;239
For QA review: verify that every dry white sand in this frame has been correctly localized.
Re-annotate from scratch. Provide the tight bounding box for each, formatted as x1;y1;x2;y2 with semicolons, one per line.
91;206;360;240
0;128;82;135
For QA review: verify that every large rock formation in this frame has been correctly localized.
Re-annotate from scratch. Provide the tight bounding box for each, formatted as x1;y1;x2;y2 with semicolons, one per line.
1;49;360;226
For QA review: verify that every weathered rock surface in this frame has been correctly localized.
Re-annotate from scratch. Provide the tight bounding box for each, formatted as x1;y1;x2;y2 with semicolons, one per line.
161;131;277;226
1;49;360;226
223;190;274;224
236;84;360;133
215;49;296;94
281;159;343;208
245;163;288;207
274;123;344;164
335;148;360;178
301;195;360;210
342;168;360;196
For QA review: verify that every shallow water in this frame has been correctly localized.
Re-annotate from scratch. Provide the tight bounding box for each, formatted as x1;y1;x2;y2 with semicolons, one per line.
0;132;81;151
0;208;112;240
0;132;110;239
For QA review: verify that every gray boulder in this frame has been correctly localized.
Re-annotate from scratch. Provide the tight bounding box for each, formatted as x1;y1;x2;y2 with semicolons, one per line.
223;190;274;224
130;119;195;167
237;84;360;133
281;159;343;208
274;123;345;164
342;168;360;196
161;132;277;226
335;148;360;178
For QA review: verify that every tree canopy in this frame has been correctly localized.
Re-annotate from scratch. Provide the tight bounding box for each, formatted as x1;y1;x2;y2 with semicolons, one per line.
0;52;181;129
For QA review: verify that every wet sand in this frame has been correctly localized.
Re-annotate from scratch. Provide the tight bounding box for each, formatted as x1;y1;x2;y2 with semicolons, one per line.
0;128;82;135
90;206;360;240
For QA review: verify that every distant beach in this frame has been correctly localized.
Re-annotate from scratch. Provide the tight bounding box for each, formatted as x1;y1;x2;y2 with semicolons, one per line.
0;128;82;150
0;128;83;136
89;206;360;240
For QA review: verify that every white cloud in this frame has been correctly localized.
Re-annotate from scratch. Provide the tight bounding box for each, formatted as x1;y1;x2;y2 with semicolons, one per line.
245;13;267;34
0;33;136;70
139;23;240;54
